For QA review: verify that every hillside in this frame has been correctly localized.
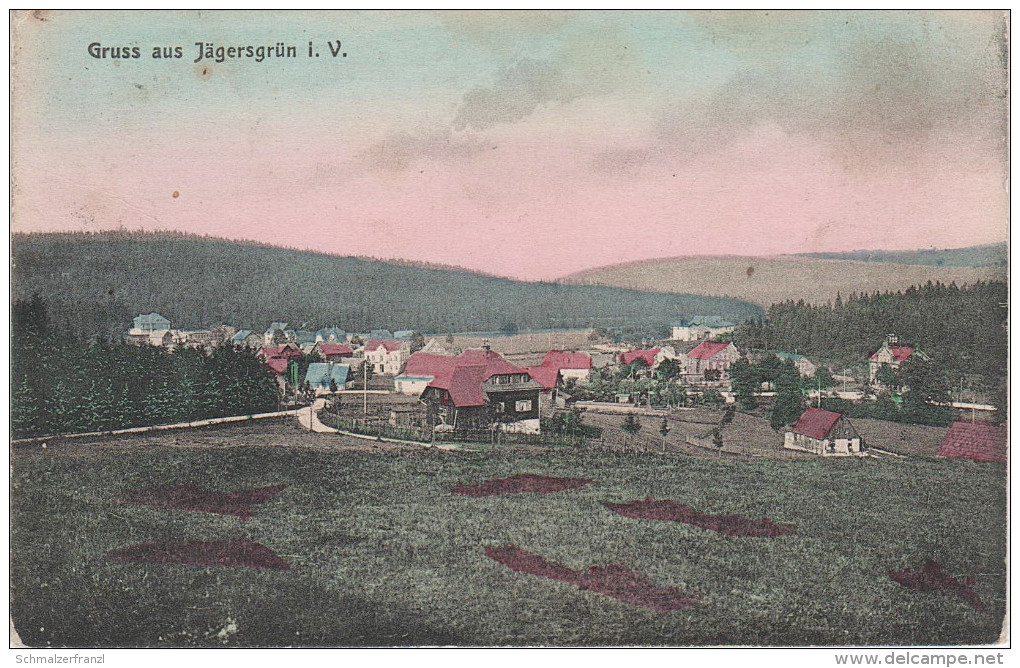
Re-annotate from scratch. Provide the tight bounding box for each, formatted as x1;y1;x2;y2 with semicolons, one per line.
559;255;1006;309
10;232;763;341
794;242;1007;268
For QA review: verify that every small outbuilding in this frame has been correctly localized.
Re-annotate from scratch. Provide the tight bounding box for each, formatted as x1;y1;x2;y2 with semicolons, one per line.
785;407;865;457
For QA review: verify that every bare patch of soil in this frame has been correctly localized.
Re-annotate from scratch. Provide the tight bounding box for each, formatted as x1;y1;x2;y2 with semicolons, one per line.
108;538;289;570
452;474;591;497
486;545;699;612
889;561;984;611
120;484;288;519
606;497;795;537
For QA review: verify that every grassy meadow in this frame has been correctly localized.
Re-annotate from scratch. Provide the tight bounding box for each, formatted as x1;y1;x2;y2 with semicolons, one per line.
10;423;1006;647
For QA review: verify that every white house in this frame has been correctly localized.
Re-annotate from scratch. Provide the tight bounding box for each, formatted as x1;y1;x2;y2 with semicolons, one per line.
784;407;865;457
868;334;929;383
774;352;818;378
671;316;738;342
365;339;408;375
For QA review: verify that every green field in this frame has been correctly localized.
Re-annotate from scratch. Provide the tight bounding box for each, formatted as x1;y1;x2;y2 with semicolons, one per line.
11;422;1006;647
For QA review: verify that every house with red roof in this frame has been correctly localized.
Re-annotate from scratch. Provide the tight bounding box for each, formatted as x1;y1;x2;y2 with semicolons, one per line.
393;352;460;396
257;343;302;361
364;339;408;375
687;341;740;379
314;342;355;362
784;407;864;456
868;334;929;384
419;347;543;434
619;348;660;367
936;422;1007;465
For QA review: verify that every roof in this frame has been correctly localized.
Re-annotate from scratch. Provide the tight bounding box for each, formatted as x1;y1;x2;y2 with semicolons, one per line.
524;365;560;390
404;352;459;378
317;343;353;357
688;341;732;359
791;407;843;440
134;312;170;326
446;365;489;407
264;358;289;375
365;339;404;353
370;329;394;339
936;422;1007;465
542;350;592;370
231;329;254;344
619;348;660;366
870;344;915;363
775;352;806;362
305;363;350;388
294;330;317;345
674;315;737;328
266;321;288;331
315;327;346;340
259;344;302;359
393;330;415;340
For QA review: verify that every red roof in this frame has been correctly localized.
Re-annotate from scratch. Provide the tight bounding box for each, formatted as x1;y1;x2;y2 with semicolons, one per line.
542;350;592;370
870;345;914;363
937;422;1007;465
423;349;530;406
688;341;731;360
264;358;289;376
258;344;302;360
317;343;353;357
619;348;659;366
365;339;404;353
446;365;489;407
792;407;843;440
524;365;561;390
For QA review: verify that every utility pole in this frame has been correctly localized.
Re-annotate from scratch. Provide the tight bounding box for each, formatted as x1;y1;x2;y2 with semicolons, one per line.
363;360;368;415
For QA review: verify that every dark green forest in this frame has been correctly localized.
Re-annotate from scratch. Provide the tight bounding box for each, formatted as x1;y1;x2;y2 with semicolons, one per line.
733;281;1008;403
11;232;763;340
11;297;281;439
795;242;1007;268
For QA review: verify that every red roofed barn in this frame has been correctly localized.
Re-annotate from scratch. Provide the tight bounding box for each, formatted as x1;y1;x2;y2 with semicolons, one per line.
937;422;1007;465
785;407;865;457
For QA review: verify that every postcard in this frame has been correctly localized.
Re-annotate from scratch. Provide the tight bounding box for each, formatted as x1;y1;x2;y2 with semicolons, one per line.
9;9;1009;655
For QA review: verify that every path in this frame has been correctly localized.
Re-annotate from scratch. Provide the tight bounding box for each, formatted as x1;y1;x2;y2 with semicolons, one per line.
296;399;338;433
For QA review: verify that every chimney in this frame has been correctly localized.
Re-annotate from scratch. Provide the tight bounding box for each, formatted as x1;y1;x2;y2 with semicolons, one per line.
482;339;491;352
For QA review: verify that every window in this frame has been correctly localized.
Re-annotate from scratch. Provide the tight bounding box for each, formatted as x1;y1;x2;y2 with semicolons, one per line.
495;402;505;413
515;400;532;412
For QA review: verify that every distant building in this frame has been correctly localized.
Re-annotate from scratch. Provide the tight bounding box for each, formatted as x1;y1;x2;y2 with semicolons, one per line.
258;343;303;361
869;334;929;383
314;342;355;362
304;363;351;395
231;330;261;348
393;330;416;341
671;316;737;342
686;341;740;379
294;330;318;346
370;329;394;340
315;327;347;343
936;422;1006;465
264;322;290;346
126;312;173;346
365;339;408;375
785;407;864;457
774;352;818;378
541;350;593;383
619;348;660;368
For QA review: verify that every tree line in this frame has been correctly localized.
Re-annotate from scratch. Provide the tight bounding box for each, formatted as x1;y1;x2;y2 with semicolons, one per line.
11;296;281;439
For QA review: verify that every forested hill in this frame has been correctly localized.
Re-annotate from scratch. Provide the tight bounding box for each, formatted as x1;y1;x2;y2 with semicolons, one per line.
794;243;1007;268
11;232;764;341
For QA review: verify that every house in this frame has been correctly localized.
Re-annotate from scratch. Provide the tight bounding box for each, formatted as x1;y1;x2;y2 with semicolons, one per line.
393;330;416;341
231;330;261;348
264;322;290;346
304;363;351;395
774;352;818;378
420;348;543;434
619;348;660;368
365;339;408;375
541;350;593;383
315;342;355;362
686;341;741;379
257;343;303;361
936;422;1007;465
869;334;929;383
784;407;865;457
315;327;347;343
176;329;220;349
671;316;737;342
264;357;291;377
294;330;318;346
394;352;457;396
126;312;173;346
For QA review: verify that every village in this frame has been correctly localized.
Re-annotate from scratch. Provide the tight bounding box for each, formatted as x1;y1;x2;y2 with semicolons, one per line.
123;311;1006;464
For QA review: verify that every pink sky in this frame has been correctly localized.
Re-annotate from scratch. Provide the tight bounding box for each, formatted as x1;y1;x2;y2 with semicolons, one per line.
12;11;1009;280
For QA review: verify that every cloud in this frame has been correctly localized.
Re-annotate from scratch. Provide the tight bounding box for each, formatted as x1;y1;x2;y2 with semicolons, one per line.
358;129;490;171
451;59;580;131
